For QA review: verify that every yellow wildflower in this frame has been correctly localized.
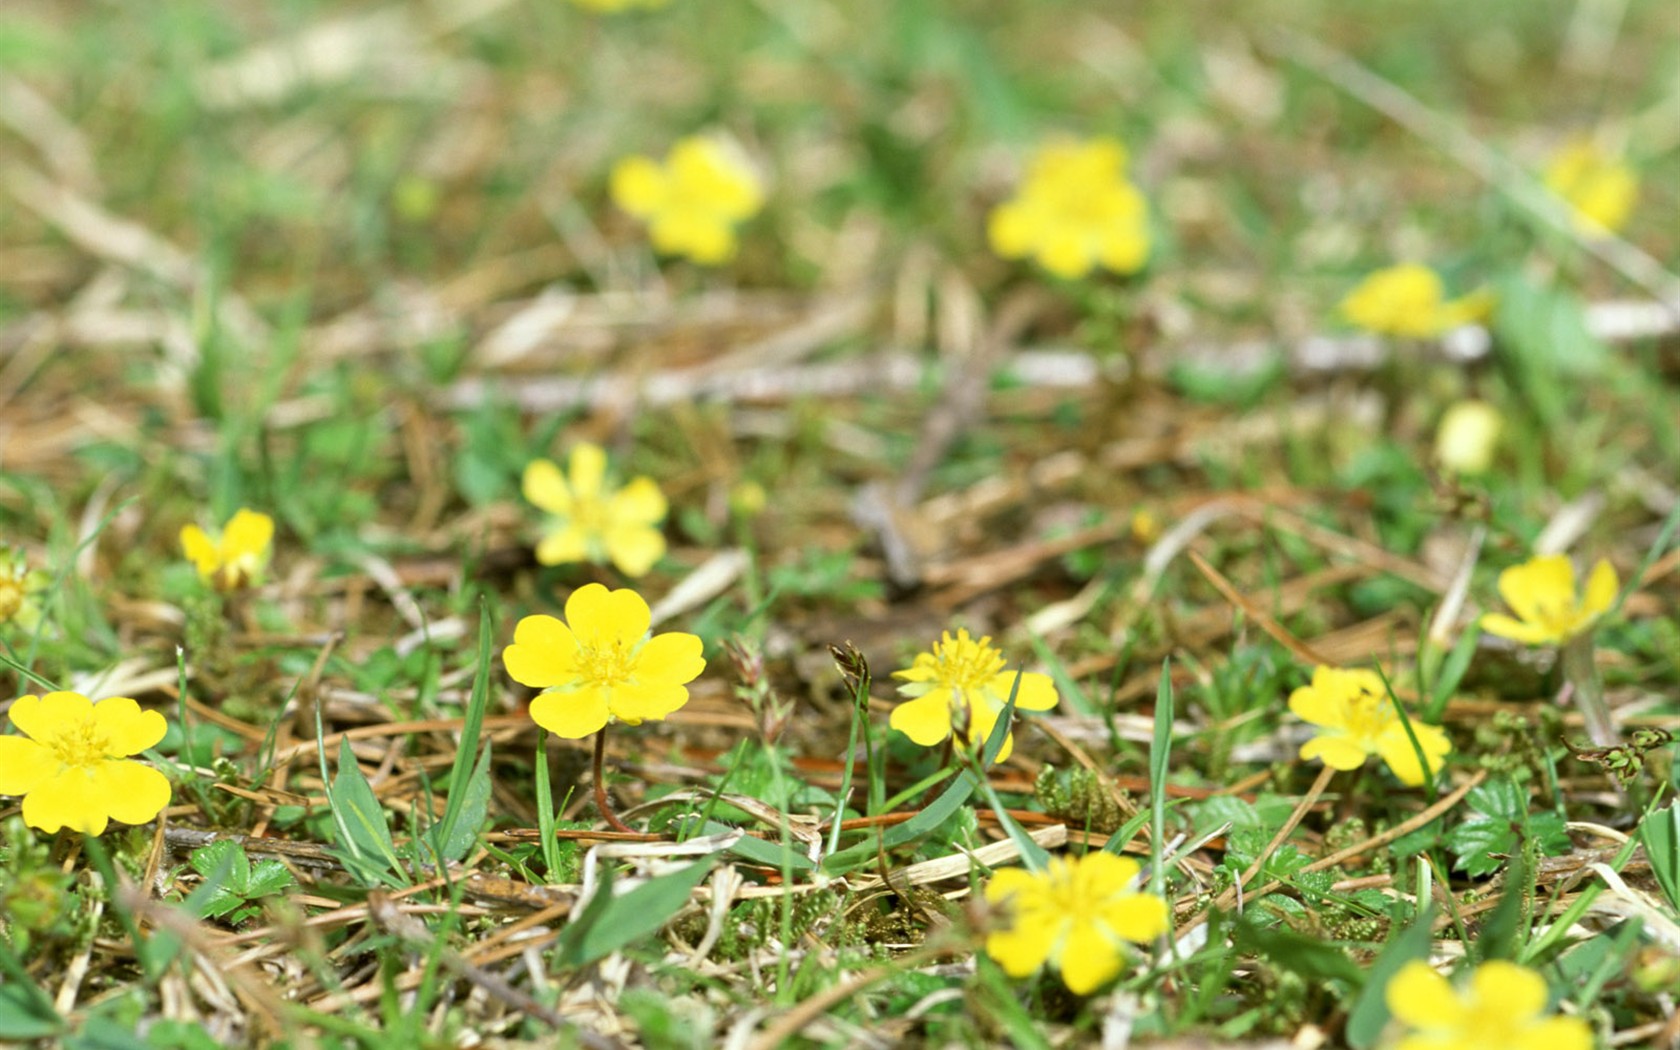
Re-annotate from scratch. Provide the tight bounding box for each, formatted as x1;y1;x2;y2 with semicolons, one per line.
1384;959;1591;1050
1434;399;1502;475
1480;553;1617;647
1543;139;1636;236
0;545;49;632
609;135;765;264
1339;264;1490;338
889;628;1058;763
1288;667;1450;786
0;692;171;835
985;852;1169;994
179;508;274;590
523;443;668;578
571;0;665;10
503;584;705;739
987;136;1150;280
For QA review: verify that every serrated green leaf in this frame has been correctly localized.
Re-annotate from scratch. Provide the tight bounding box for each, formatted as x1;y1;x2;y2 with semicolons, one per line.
243;859;297;899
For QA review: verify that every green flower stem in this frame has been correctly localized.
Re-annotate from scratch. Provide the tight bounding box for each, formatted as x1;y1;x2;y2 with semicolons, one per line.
1562;631;1616;747
592;726;635;834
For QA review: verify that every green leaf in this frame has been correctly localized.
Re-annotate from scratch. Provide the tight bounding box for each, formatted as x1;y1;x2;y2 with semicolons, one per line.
1234;918;1365;987
1476;853;1531;962
1344;911;1434;1049
434;606;494;864
820;689;1018;875
0;938;61;1039
243;859;297;900
327;736;405;885
1638;801;1680;913
678;818;815;872
552;858;716;970
1148;660;1174;893
1445;778;1571;877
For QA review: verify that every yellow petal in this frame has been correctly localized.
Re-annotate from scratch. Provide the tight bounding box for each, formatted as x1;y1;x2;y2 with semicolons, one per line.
966;696;1015;763
609;679;689;724
1375;722;1451;787
1057;921;1124;994
986;922;1059;978
567;443;608;501
988;671;1058;712
634;632;706;686
90;697;166;756
21;766;109;835
1098;226;1149;274
180;525;219;577
529;686;611;739
986;202;1035;259
889;689;955;747
1498;555;1575;629
1288;681;1345;728
93;759;172;825
1385;960;1464;1030
1037;230;1093;280
565;584;650;648
1299;733;1368;771
1468;960;1546;1022
10;692;93;744
0;736;56;795
1519;1017;1593;1050
1104;892;1170;943
610;476;668;526
536;524;592;566
984;866;1045;906
1579;559;1618;623
1478;612;1560;646
604;525;666;577
523;458;573;515
504;614;581;688
609;155;667;218
222;509;274;561
1077;851;1142;894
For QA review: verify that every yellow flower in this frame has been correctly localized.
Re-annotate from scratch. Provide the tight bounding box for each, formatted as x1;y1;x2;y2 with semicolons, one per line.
609;135;765;264
1434;399;1503;475
524;444;668;578
571;0;665;10
1480;554;1617;646
0;545;49;632
503;584;705;739
0;692;171;835
1288;667;1451;786
985;852;1169;994
180;508;274;591
1384;959;1591;1050
1339;264;1491;338
1543;139;1636;236
889;629;1058;763
987;137;1150;280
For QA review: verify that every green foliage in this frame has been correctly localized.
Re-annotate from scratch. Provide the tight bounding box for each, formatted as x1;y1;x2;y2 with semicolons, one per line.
186;840;297;924
552;859;716;971
1445;777;1571;877
1639;799;1680;915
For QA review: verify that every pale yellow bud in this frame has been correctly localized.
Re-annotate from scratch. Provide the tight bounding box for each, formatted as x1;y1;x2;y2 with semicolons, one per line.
1435;400;1502;475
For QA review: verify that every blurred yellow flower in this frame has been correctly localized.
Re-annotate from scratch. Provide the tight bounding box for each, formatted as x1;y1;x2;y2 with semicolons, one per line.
987;137;1150;279
985;852;1169;994
889;628;1058;762
1434;399;1503;475
1481;554;1617;646
1339;264;1490;338
503;584;705;739
524;443;668;577
0;692;171;835
0;545;48;632
1289;667;1450;786
1543;139;1636;236
1384;959;1591;1050
610;135;765;264
180;508;274;590
571;0;665;10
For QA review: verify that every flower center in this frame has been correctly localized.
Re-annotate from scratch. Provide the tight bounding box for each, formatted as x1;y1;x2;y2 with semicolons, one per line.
932;632;1008;692
570;493;611;534
577;639;636;689
47;720;111;770
1343;688;1398;744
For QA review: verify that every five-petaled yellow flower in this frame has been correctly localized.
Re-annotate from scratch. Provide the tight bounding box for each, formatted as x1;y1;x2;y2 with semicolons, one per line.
503;584;705;739
987;136;1150;280
1289;667;1450;786
0;692;172;835
0;545;49;632
1481;554;1617;647
610;135;765;264
889;629;1058;762
1543;139;1636;237
985;852;1169;995
1339;264;1491;338
524;444;669;578
180;508;275;591
1384;959;1591;1050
